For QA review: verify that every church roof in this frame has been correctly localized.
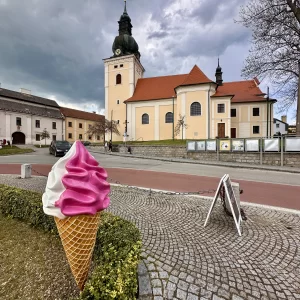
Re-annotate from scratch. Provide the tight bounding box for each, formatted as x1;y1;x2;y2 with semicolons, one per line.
180;65;214;86
125;74;187;102
211;80;270;103
125;66;271;104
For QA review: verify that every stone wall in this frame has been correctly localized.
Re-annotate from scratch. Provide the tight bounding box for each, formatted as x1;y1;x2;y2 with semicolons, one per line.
119;145;187;158
117;145;300;167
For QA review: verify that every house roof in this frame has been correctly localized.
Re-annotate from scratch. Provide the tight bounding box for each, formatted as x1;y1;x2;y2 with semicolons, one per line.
0;98;63;119
273;118;288;125
60;107;104;122
0;88;59;108
211;80;271;103
179;65;214;87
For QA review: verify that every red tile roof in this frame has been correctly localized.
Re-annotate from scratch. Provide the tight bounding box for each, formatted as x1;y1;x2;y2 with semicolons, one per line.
180;65;214;86
125;65;271;104
125;74;187;102
60;107;104;122
211;80;268;103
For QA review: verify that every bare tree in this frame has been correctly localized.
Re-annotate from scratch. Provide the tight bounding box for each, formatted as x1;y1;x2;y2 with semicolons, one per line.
175;114;188;140
87;119;120;142
41;128;50;145
237;0;300;132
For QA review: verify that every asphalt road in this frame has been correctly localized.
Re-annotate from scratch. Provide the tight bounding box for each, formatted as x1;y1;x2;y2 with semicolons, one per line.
1;147;300;187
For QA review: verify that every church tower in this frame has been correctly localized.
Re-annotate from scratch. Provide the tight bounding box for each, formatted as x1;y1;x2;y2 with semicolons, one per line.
103;0;145;141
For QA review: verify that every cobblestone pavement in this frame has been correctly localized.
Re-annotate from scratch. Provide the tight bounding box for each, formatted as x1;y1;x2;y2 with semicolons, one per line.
108;187;300;300
1;175;300;300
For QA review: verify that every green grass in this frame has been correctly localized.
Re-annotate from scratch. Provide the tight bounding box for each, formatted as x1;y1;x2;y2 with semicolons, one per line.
126;139;188;146
0;214;78;300
0;145;34;156
34;144;49;148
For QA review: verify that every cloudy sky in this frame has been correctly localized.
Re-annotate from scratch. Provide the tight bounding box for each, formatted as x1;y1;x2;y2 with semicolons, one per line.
0;0;289;121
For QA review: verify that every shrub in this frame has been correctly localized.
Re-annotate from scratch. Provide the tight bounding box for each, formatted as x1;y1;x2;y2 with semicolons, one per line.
0;185;142;300
0;146;34;155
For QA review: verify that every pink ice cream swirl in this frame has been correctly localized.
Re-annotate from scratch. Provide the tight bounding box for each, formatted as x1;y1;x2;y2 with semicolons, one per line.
55;141;110;217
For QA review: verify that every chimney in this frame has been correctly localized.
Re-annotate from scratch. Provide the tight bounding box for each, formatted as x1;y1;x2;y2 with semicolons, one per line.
20;88;31;95
281;115;287;123
93;111;96;114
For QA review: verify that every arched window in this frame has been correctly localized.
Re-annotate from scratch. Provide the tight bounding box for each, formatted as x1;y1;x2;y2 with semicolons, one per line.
190;102;201;116
165;112;173;123
116;74;122;85
142;113;149;124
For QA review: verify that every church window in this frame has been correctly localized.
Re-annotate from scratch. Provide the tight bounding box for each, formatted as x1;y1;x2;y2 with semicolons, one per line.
114;65;118;69
142;113;149;124
116;74;122;84
190;102;201;116
120;64;124;67
165;112;173;123
117;100;120;104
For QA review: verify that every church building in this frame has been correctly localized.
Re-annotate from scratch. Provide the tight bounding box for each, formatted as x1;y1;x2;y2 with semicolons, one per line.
104;2;276;141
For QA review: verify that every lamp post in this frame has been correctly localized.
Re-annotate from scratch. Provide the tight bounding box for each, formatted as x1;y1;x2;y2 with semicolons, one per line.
296;60;300;136
266;87;269;138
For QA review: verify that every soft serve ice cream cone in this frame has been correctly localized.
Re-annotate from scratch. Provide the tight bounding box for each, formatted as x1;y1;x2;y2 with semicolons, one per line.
42;140;110;290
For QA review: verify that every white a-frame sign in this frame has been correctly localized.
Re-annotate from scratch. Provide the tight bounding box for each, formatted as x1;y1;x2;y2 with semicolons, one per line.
204;174;242;236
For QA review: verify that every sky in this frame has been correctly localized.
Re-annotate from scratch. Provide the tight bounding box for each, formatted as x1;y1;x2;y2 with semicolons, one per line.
0;0;292;122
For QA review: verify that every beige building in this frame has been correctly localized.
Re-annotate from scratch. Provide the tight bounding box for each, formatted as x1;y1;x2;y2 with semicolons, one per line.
60;107;104;143
104;3;276;141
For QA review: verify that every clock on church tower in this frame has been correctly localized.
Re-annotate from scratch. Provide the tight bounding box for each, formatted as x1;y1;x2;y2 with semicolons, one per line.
103;0;145;142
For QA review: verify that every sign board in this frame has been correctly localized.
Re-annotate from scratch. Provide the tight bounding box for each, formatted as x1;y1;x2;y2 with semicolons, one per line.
285;137;300;152
245;139;259;152
232;139;244;151
204;174;242;236
196;141;205;151
206;140;216;151
187;141;196;151
264;139;279;152
219;140;231;151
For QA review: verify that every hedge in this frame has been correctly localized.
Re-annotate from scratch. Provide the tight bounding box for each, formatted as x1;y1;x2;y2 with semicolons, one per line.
0;184;142;300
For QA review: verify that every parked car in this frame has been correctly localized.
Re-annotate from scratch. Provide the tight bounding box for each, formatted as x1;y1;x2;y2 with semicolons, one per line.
49;140;71;157
81;141;91;146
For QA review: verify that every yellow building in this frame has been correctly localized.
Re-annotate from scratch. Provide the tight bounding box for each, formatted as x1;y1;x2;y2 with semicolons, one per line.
60;107;104;143
104;3;276;141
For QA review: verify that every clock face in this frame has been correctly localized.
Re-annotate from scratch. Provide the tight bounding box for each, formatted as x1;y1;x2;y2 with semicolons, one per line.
115;49;121;56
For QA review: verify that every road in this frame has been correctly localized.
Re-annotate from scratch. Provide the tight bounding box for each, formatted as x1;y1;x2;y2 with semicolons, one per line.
0;148;300;210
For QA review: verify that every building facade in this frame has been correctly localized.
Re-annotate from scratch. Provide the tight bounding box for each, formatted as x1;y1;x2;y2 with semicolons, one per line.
0;88;64;145
104;3;276;141
60;107;104;144
273;116;288;135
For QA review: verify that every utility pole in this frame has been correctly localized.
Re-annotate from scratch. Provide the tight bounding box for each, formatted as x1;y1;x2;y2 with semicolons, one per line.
297;60;300;136
266;87;269;138
110;110;113;142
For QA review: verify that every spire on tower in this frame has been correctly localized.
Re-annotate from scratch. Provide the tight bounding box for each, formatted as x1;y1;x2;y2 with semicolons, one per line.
215;57;223;86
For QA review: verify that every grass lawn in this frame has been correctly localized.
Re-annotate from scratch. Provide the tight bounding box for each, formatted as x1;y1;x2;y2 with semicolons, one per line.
0;146;34;156
0;214;79;300
34;144;49;148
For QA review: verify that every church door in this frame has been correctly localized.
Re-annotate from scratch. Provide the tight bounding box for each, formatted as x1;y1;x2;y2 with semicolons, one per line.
218;123;225;138
12;132;26;144
231;128;236;138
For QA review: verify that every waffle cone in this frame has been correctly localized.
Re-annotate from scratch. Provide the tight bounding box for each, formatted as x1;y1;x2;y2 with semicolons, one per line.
55;212;101;290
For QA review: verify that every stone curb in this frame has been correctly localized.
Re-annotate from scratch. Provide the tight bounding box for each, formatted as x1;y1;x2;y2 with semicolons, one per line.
89;149;300;174
138;260;153;299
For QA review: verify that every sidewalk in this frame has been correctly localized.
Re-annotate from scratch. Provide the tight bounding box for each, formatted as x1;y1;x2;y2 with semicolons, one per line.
88;147;300;174
1;175;299;300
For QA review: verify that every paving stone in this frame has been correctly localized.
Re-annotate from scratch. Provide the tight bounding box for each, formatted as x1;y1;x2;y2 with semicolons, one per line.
15;181;300;300
187;293;199;300
176;289;187;300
